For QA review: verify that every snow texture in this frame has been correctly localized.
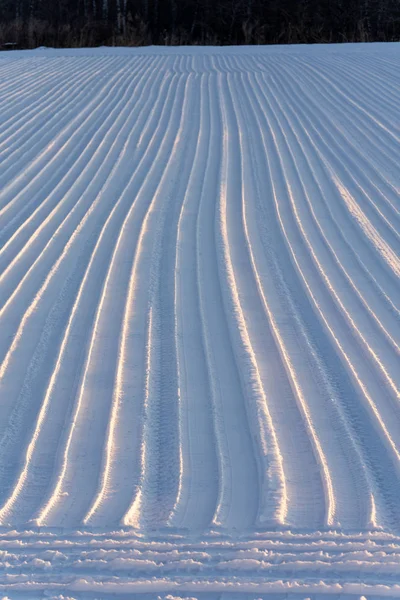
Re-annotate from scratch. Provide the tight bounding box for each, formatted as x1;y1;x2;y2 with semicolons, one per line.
0;42;399;597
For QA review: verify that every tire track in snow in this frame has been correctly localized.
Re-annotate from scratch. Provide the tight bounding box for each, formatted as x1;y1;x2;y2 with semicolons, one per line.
123;67;201;529
33;68;184;528
192;63;259;531
80;71;186;528
80;67;190;529
168;70;219;530
216;67;289;527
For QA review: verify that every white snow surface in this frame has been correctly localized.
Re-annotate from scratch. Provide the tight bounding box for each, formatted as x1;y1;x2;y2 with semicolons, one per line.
0;42;399;597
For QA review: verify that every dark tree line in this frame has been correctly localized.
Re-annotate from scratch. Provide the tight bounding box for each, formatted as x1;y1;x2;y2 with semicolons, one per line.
0;0;399;48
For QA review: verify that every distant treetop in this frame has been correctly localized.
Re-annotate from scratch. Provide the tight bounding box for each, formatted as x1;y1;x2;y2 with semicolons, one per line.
0;0;399;47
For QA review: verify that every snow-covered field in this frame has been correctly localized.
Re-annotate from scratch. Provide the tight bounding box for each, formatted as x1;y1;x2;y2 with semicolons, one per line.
0;43;399;598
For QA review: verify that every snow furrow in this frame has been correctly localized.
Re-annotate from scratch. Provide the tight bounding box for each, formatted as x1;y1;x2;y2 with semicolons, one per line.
233;67;370;530
125;69;200;529
195;62;259;530
0;64;168;526
217;67;289;527
168;72;219;530
0;61;160;448
34;70;184;528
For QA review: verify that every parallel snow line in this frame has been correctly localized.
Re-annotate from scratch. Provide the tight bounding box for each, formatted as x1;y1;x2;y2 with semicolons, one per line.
235;71;339;529
275;60;400;220
0;59;153;294
0;57;98;154
268;61;395;322
251;70;400;527
0;61;115;193
270;64;400;289
264;76;400;400
0;58;43;92
0;63;168;524
214;69;285;527
83;73;190;527
251;71;378;528
298;53;396;142
0;59;83;145
296;56;400;146
234;68;373;529
124;70;199;529
271;68;400;317
282;73;400;265
341;55;400;107
220;68;290;526
0;59;64;116
0;62;144;247
0;72;122;207
0;57;111;116
0;61;157;433
233;71;329;529
321;55;400;131
0;62;130;219
194;62;259;530
0;47;399;539
274;58;400;242
82;71;187;528
118;67;189;528
196;69;240;529
261;68;400;489
269;69;398;347
273;58;400;257
311;54;400;117
325;54;400;125
0;64;158;315
33;71;184;528
267;73;400;356
168;72;219;530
